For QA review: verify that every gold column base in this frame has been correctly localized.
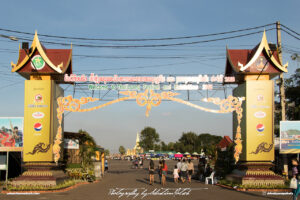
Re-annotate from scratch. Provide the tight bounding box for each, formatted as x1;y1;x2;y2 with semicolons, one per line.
226;162;285;186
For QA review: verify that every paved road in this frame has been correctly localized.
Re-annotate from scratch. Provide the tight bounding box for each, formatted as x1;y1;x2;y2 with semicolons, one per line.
0;160;293;200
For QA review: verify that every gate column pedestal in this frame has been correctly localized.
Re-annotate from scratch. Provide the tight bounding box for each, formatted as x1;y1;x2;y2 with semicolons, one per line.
11;162;68;187
226;162;284;186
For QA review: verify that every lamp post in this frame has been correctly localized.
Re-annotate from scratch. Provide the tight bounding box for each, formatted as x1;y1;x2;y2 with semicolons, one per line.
0;34;18;41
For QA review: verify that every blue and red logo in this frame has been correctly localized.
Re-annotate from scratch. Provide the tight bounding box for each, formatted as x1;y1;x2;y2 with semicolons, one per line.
256;124;264;132
34;123;42;131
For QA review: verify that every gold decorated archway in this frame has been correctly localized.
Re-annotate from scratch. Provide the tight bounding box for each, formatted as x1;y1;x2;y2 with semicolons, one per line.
54;90;244;164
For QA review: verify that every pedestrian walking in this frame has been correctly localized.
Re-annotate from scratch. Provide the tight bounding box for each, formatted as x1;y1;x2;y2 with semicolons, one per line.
292;159;300;200
187;159;194;183
149;159;155;185
173;165;179;184
135;158;138;169
140;158;144;169
198;158;205;181
104;160;108;171
177;159;182;180
158;160;163;184
161;160;168;186
180;159;188;183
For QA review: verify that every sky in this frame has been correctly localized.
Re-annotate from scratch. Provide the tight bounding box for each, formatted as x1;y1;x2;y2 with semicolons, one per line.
0;1;299;153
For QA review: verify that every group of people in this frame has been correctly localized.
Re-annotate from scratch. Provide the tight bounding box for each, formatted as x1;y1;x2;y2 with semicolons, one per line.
149;159;168;186
132;157;144;169
148;158;194;186
197;156;213;181
0;125;22;147
175;159;195;183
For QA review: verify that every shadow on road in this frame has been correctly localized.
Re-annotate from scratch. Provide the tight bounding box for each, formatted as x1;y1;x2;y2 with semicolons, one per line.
136;178;149;185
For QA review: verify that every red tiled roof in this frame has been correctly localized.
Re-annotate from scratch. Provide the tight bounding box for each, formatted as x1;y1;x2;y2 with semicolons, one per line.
218;136;233;149
17;49;72;74
226;47;280;71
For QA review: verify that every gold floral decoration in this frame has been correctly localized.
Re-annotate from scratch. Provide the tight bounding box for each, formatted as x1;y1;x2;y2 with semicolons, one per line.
54;91;244;164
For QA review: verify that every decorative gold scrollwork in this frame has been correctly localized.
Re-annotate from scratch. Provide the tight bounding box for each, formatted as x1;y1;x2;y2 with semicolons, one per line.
54;91;245;164
27;143;50;155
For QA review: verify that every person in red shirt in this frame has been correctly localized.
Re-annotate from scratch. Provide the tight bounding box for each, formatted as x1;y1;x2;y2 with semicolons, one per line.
161;160;168;186
0;131;10;147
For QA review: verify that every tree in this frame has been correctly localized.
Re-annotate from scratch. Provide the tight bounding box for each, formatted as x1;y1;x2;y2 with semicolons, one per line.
179;132;198;153
104;149;110;157
174;141;185;153
139;127;160;151
119;146;126;155
160;141;168;151
274;69;300;136
154;144;161;151
215;143;235;177
196;133;222;158
285;68;300;120
78;129;97;170
167;142;175;151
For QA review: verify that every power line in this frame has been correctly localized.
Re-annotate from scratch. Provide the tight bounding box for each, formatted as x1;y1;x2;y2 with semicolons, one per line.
281;24;300;36
0;81;23;90
24;28;274;48
73;54;225;60
0;23;275;42
281;28;300;40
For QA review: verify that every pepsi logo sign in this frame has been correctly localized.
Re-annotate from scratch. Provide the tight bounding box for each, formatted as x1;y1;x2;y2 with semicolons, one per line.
32;112;45;119
256;124;264;132
34;123;42;131
254;111;266;118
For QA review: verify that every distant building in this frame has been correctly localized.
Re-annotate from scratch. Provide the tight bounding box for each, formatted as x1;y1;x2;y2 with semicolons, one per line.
126;132;143;156
217;136;233;151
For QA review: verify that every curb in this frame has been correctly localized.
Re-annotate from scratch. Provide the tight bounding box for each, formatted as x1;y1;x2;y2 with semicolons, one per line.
1;180;100;194
216;184;292;192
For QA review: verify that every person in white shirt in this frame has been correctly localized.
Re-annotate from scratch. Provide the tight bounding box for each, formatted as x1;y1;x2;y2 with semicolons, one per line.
176;159;182;179
180;159;188;183
173;165;179;184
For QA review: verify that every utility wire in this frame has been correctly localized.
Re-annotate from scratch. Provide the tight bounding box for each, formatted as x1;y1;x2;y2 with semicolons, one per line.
0;23;275;42
15;28;275;48
72;54;224;59
281;28;300;40
281;24;300;36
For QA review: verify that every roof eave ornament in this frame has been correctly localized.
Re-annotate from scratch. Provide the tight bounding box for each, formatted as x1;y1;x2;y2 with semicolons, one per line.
238;31;288;73
11;31;63;73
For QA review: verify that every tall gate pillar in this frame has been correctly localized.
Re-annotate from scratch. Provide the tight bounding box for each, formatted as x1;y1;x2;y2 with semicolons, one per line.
10;32;72;186
225;32;288;186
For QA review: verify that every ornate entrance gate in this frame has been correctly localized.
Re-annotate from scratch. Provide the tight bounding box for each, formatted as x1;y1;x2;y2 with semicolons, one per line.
11;31;288;186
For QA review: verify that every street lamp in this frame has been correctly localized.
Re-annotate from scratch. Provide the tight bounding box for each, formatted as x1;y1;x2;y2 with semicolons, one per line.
291;53;299;61
0;34;18;41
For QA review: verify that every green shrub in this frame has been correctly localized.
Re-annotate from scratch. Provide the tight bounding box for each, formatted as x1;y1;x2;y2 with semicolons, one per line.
66;163;82;169
218;179;289;189
7;180;82;191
